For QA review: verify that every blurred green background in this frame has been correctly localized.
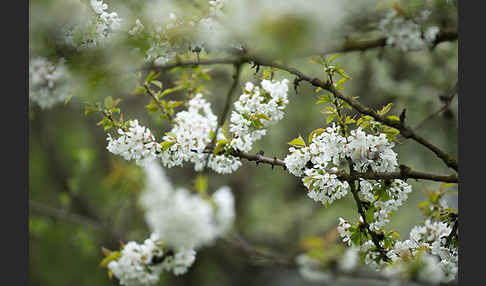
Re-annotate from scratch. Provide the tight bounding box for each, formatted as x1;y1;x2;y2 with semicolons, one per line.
29;0;457;285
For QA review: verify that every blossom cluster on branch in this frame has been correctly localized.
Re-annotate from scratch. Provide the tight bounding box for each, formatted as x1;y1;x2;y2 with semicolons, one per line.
103;161;235;285
106;79;290;174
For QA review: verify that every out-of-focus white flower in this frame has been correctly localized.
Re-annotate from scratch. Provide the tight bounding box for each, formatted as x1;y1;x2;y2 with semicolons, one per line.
140;161;236;249
29;57;71;109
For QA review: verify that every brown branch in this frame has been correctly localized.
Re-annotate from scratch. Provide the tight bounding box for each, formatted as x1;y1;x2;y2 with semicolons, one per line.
143;84;173;121
413;82;458;131
224;149;458;183
348;179;390;262
308;30;458;57
150;49;458;172
247;58;458;172
29;200;111;233
204;63;242;170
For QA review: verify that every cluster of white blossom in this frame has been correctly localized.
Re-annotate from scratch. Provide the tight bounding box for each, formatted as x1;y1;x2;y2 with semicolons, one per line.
337;213;457;283
140;161;235;250
383;216;457;284
108;161;235;285
106;80;289;174
378;10;440;52
107;233;196;286
229;80;290;152
303;168;350;205
159;94;241;173
160;94;217;169
29;57;71;109
360;179;412;231
393;219;458;282
106;120;161;166
337;217;353;246
284;125;399;205
383;251;445;285
346;128;398;172
63;0;122;50
157;79;289;174
337;217;383;270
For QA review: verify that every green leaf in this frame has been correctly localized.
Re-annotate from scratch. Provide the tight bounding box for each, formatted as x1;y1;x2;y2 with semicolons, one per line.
99;251;120;267
377;103;393;116
336;68;351;79
84;104;99;115
387;115;400;121
365;207;375;223
145;101;159;114
222;121;229;139
315;94;330;105
167;101;184;108
383;126;400;141
308;128;326;144
194;175;208;196
145;71;160;83
160;141;176;152
303;175;314;183
327;53;341;63
253;113;271;121
151;80;163;89
213;139;228;155
288;136;306;147
64;95;73;105
161;86;182;96
250;118;264;129
335;77;348;89
131;86;146;95
104;96;114;109
326;113;335;124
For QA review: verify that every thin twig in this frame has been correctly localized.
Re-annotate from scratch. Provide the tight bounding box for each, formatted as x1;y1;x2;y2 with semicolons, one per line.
203;63;242;170
414;82;458;131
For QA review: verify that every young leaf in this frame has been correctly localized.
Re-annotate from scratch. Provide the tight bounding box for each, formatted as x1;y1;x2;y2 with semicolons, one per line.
160;141;176;152
327;53;341;63
99;251;120;268
377;103;393;116
326;113;335;124
308;128;326;144
288;136;306;147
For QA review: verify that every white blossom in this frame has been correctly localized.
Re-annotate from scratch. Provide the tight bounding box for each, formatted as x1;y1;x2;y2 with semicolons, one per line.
284;147;311;176
159;94;242;174
229;79;289;152
379;10;440;52
107;236;165;286
338;247;359;272
303;168;349;205
140;161;236;249
108;234;197;285
337;217;352;246
29;57;71;109
106;120;161;166
346;128;398;173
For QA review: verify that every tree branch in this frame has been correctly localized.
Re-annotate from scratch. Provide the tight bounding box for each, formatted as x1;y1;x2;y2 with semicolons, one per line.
204;63;242;170
150;51;458;172
225;149;458;183
413;82;458;131
308;29;458;57
143;84;173;121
